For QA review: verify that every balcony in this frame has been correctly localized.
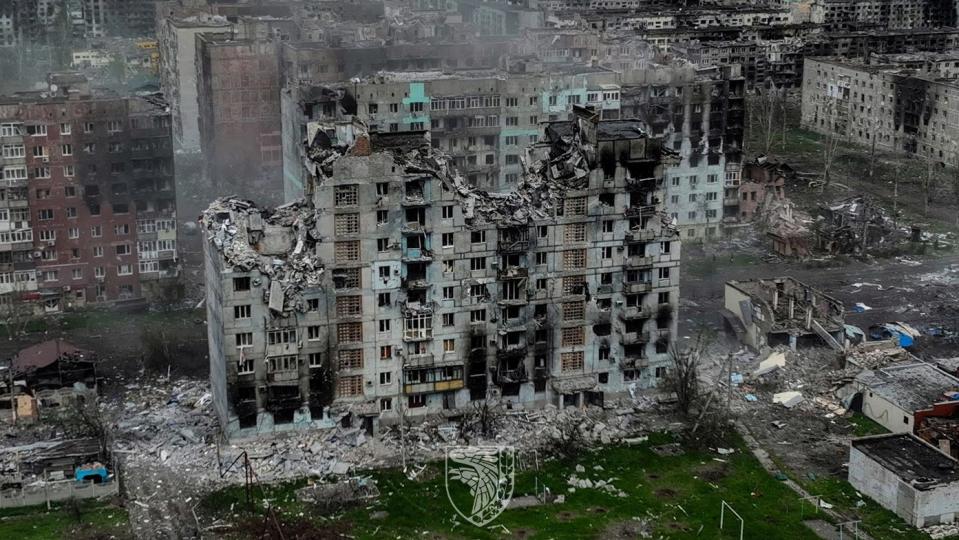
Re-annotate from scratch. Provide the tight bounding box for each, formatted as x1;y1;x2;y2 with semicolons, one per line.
621;355;649;368
402;247;433;262
266;370;299;385
497;239;529;254
625;176;659;192
625;229;657;242
403;353;435;368
624;255;654;268
621;332;649;346
404;378;465;394
624;281;652;294
624;205;657;218
496;345;527;360
401;222;429;234
619;305;652;320
401;277;430;290
497;266;528;280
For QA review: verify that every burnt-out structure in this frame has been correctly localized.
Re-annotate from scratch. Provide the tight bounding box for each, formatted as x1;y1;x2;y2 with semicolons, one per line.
203;108;681;438
723;277;845;351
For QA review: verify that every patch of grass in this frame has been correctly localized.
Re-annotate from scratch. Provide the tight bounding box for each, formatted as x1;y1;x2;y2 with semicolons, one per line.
0;499;129;539
802;476;931;540
202;433;823;539
848;414;890;438
685;253;762;277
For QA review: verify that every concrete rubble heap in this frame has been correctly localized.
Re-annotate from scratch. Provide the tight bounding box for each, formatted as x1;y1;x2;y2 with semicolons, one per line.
108;378;658;489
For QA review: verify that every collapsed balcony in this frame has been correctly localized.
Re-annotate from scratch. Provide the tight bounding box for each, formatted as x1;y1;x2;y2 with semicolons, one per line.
497;226;530;253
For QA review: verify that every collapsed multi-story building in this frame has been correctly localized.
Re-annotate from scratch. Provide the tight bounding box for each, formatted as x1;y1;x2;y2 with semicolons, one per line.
0;74;177;313
202;108;681;438
282;61;745;240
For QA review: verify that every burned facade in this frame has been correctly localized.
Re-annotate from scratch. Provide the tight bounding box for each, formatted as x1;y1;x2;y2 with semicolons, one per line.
282;62;745;240
0;75;178;312
723;277;845;351
203;109;681;438
802;54;959;166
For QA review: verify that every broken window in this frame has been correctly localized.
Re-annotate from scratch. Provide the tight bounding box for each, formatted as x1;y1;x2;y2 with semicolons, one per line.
404;315;432;340
308;326;321;340
501;280;523;300
337;322;363;343
562;301;585;321
564;223;586;243
563;249;586;269
561;326;584;346
268;329;297;345
470;284;488;298
334;213;360;235
233;277;251;292
561;351;584;372
234;305;251;319
470;309;486;323
336;375;363;397
336;295;362;316
332;268;360;289
267;355;298;373
338;349;363;370
562;275;586;295
378;293;391;307
307;298;320;311
334;185;358;207
470;257;486;271
335;240;360;262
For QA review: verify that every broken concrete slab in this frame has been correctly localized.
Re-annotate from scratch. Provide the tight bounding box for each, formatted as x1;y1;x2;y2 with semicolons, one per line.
755;352;787;377
773;391;804;408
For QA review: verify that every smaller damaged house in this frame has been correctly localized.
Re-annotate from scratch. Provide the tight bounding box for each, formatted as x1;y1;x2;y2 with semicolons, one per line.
814;196;899;254
849;362;959;434
722;277;844;351
3;340;98;420
849;433;959;528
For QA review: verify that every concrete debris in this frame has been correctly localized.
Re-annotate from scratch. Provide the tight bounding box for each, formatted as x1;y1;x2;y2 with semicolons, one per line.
814;196;901;255
566;474;627;497
925;523;959;539
201;198;324;313
754;352;787;377
773;391;804;408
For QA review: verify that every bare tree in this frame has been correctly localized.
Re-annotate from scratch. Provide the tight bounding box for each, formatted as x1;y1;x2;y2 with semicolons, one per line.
752;84;781;155
661;330;710;417
820;99;843;191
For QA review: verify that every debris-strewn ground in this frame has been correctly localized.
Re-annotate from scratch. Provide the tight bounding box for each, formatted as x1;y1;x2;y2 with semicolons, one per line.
104;376;665;538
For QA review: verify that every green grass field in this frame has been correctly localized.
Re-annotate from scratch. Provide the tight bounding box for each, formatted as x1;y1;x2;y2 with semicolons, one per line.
201;433;828;539
0;499;129;539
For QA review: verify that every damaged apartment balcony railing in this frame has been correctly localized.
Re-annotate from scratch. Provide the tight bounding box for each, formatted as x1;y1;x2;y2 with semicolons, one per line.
621;331;650;346
624;281;652;294
621;355;650;368
624;204;658;218
266;369;299;385
619;306;653;321
496;344;527;360
624;255;654;268
401;277;430;289
495;366;529;384
625;176;659;192
625;229;658;243
497;266;528;279
402;247;433;262
402;353;435;369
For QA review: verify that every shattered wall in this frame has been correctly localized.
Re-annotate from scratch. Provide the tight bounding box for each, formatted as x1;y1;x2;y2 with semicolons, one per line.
203;111;682;438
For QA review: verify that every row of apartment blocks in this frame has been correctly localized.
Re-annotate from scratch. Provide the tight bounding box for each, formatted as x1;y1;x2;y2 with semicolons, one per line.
801;53;959;165
0;0;159;47
282;63;745;241
0;74;177;313
203;111;681;438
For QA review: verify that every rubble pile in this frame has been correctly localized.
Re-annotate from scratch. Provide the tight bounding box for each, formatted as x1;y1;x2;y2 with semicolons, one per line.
814;196;901;254
201;198;324;312
108;378;659;492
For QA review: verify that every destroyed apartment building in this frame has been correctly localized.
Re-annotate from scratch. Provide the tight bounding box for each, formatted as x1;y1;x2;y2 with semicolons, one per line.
202;107;681;438
1;339;98;423
722;277;845;352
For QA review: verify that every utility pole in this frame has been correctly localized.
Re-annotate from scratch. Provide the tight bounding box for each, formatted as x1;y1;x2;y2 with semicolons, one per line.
893;163;900;228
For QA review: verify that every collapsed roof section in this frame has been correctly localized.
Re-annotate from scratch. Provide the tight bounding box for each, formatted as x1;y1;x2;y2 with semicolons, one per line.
202;198;324;314
305;106;677;228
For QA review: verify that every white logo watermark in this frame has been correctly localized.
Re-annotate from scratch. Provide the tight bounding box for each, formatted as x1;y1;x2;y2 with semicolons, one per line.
445;445;515;527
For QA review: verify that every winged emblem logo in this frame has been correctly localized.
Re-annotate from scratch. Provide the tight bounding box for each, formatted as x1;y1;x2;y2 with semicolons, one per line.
445;445;515;527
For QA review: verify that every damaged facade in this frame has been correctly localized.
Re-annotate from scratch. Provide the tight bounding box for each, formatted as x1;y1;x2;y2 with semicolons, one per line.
723;277;845;351
282;61;745;240
0;74;178;312
203;109;681;438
